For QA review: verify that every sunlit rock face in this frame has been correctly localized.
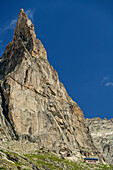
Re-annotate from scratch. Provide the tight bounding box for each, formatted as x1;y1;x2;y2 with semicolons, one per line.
85;117;113;164
0;9;104;162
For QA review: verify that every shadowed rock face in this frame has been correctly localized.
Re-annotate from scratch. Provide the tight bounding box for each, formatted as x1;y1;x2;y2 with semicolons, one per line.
0;9;103;162
85;118;113;164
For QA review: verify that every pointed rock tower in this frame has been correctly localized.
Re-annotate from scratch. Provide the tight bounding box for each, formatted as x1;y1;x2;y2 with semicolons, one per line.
0;9;103;162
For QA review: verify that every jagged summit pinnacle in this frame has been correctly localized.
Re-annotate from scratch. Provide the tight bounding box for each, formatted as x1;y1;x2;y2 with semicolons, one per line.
13;9;36;42
1;9;47;68
20;8;24;12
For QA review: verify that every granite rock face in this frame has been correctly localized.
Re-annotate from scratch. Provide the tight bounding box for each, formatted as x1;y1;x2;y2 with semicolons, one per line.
0;9;103;162
85;118;113;164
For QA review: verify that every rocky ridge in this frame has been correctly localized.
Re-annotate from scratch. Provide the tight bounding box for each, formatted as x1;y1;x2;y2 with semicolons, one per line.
0;9;104;165
85;117;113;164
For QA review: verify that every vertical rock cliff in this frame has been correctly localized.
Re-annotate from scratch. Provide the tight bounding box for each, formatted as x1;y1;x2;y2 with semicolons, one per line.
0;9;103;162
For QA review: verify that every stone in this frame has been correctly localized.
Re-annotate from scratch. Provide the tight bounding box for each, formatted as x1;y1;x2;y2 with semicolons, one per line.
85;118;113;164
0;9;104;163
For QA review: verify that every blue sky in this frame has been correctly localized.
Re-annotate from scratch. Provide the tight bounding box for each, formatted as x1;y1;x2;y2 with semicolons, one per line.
0;0;113;119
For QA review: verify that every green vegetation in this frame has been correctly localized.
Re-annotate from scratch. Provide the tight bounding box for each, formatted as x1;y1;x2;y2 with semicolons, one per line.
24;152;84;170
0;149;113;169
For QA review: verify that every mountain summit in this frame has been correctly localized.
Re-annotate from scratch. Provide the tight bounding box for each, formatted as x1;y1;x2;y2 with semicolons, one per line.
13;9;36;41
0;9;103;163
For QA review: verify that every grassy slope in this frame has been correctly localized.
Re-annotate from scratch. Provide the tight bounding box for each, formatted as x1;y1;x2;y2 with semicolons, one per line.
0;149;113;170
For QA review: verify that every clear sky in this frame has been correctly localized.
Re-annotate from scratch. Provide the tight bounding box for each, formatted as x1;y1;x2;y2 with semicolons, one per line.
0;0;113;119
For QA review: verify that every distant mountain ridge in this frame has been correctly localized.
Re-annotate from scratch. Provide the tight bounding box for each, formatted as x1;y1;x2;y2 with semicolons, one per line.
85;117;113;164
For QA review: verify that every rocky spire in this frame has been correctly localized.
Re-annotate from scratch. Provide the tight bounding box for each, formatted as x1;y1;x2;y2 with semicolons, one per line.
1;8;47;67
0;9;104;163
12;9;47;58
13;9;36;42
